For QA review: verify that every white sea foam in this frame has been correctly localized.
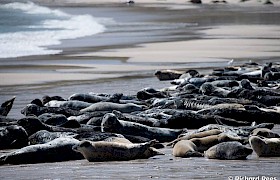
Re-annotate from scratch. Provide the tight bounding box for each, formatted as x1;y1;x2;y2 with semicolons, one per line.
2;1;68;17
0;2;106;58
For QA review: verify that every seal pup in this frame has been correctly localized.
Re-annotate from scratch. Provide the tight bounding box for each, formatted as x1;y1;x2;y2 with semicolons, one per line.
204;141;253;160
249;135;280;157
101;113;182;142
172;140;203;158
0;96;16;116
72;139;160;162
0;137;84;165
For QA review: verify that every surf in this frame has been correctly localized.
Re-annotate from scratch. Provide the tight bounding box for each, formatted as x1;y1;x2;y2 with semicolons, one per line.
0;2;106;58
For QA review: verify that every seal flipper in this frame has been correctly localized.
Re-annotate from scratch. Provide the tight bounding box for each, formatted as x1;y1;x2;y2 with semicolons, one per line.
0;96;16;116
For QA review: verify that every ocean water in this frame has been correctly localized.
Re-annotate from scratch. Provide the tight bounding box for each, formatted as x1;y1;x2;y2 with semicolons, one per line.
0;1;106;58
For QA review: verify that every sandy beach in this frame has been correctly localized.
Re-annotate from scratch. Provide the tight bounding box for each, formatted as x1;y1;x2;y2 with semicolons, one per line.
0;0;280;179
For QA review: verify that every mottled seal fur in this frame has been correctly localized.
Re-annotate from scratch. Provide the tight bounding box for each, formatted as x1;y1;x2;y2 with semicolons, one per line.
204;141;253;160
81;102;144;113
45;100;92;111
172;140;203;158
0;137;83;165
249;135;280;157
72;139;160;162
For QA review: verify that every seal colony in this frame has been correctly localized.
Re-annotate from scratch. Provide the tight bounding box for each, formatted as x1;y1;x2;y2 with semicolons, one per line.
1;61;280;165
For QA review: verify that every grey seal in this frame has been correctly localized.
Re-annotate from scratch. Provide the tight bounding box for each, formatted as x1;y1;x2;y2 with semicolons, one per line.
101;113;182;142
204;141;253;160
0;137;83;165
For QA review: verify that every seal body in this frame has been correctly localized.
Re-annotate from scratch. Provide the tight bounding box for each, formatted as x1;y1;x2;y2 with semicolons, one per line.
0;125;28;149
249;135;280;157
81;102;144;113
72;139;159;161
204;141;252;160
250;128;280;138
172;140;203;157
190;133;244;152
0;138;83;165
101;113;182;142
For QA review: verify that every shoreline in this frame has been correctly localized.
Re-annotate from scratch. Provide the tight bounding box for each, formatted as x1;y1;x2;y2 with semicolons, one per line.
1;3;280;88
0;2;280;179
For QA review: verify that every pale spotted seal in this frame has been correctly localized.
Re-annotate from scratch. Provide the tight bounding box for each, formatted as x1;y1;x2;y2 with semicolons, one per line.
249;135;280;157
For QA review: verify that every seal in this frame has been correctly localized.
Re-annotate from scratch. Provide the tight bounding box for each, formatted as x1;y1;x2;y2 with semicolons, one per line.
72;139;161;162
45;100;92;111
249;135;280;157
38;113;68;126
199;83;231;97
136;87;167;100
172;140;203;158
0;125;28;149
101;113;182;142
204;141;253;160
28;130;77;145
167;129;222;147
250;128;280;138
189;133;244;152
21;104;82;117
0;137;84;165
68;93;122;103
80;102;145;113
17;116;99;136
154;69;185;81
0;96;16;116
196;123;274;137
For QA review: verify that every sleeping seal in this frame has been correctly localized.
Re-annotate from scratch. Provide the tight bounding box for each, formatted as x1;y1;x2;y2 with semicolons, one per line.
172;140;203;158
249;135;280;157
72;139;160;161
0;137;83;165
101;113;182;142
81;102;144;113
204;141;253;160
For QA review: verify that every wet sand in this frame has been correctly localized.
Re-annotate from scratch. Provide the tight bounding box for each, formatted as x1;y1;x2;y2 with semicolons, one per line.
0;1;280;179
